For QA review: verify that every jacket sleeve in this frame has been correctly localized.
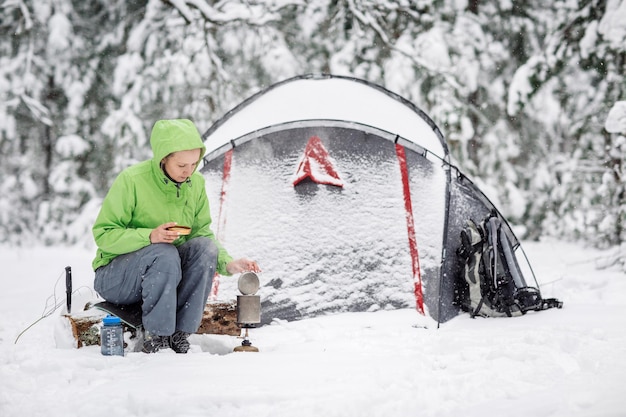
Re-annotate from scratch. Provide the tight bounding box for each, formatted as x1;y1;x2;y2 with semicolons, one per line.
92;172;152;255
191;178;234;276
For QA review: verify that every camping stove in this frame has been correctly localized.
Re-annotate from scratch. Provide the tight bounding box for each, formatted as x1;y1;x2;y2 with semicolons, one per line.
234;272;261;352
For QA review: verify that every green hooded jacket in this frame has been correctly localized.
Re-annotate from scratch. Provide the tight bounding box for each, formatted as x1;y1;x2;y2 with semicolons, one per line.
92;119;233;274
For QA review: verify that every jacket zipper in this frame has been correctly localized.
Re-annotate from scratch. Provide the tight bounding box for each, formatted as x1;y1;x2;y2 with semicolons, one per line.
164;176;190;198
175;179;192;198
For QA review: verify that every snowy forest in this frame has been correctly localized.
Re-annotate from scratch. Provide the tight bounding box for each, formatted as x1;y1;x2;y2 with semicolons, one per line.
0;0;624;269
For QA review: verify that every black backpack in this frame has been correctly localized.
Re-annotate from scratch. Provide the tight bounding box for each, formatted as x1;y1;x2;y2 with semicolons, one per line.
457;213;563;318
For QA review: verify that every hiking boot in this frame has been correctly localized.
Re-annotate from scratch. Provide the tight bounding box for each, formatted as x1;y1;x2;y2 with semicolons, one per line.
169;330;191;354
142;332;168;354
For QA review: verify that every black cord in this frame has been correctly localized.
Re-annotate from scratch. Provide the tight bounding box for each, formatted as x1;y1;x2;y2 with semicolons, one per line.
14;270;93;344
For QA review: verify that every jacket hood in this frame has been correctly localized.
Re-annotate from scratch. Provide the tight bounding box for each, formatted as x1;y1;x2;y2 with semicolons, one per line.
150;119;206;171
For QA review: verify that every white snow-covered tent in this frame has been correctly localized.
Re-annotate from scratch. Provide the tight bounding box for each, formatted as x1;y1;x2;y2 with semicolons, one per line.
201;74;535;325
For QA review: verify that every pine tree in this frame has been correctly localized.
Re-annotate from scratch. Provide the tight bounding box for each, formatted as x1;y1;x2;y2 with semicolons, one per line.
0;0;623;257
604;100;626;269
0;0;150;245
507;0;626;247
0;0;56;242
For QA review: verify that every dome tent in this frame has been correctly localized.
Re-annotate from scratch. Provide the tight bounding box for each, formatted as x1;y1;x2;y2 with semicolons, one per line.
200;74;537;325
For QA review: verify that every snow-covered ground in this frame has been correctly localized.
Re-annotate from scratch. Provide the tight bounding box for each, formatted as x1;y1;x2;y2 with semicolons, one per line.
1;239;625;417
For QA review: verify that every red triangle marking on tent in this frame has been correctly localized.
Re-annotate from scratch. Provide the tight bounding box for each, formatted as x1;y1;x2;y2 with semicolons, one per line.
293;136;344;187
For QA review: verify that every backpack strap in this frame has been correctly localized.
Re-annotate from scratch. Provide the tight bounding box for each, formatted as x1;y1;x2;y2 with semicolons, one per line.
536;297;564;311
458;219;483;260
470;298;484;318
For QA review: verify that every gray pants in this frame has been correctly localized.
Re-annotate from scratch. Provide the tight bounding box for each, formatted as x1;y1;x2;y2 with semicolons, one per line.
94;237;218;336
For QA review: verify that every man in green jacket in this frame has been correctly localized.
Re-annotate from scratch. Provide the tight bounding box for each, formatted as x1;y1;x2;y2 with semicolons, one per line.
93;119;260;354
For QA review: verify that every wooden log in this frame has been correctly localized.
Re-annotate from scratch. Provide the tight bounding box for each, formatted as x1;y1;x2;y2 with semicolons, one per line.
63;308;106;348
64;300;240;348
197;300;239;336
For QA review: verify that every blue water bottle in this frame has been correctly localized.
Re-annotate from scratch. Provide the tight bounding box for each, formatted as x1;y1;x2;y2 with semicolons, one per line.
101;315;124;356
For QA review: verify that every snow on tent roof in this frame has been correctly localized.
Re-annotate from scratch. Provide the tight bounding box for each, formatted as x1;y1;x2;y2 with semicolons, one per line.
203;74;448;159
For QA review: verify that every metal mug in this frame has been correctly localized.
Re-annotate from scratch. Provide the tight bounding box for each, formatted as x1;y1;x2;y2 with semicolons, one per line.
238;271;260;295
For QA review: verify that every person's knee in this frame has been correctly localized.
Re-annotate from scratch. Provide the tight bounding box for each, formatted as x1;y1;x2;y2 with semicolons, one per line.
187;237;218;258
150;242;180;258
178;237;218;274
143;243;181;275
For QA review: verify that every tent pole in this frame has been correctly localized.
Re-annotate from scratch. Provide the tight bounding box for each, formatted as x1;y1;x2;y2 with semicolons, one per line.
394;141;424;315
437;159;454;329
210;147;234;301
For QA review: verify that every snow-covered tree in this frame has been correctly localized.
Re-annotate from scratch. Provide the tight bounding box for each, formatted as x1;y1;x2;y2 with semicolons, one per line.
507;0;626;248
604;101;626;269
1;0;59;242
0;0;624;257
1;0;143;244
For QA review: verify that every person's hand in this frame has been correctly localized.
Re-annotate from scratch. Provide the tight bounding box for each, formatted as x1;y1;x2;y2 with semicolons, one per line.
150;222;181;244
226;258;261;275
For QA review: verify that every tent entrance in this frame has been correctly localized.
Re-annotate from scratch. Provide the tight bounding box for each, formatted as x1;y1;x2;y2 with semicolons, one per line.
202;123;447;323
